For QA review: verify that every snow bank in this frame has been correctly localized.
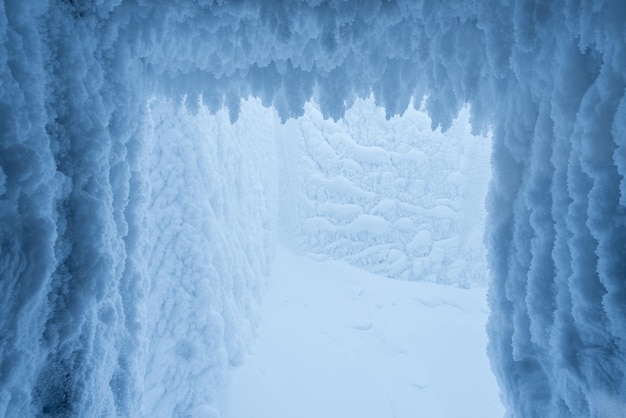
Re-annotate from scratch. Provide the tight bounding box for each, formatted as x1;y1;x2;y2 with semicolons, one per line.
2;0;625;416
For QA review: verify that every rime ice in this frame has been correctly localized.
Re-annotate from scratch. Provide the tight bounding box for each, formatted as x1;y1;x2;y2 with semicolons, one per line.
1;1;625;417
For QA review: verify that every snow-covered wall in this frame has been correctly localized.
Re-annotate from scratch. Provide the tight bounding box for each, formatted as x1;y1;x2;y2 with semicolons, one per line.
1;2;277;414
277;99;491;287
481;3;626;416
2;0;625;417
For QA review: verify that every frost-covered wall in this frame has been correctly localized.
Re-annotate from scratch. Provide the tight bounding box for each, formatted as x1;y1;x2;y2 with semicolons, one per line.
0;1;277;414
139;99;277;417
2;0;626;417
480;3;626;416
278;99;490;287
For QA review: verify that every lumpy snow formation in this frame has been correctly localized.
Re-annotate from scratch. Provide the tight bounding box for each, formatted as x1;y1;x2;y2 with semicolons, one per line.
1;0;625;417
278;99;491;287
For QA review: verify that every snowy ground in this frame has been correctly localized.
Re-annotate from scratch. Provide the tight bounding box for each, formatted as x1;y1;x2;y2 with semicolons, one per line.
219;246;504;418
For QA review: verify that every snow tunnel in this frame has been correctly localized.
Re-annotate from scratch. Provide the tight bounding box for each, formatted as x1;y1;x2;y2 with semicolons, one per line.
1;1;625;417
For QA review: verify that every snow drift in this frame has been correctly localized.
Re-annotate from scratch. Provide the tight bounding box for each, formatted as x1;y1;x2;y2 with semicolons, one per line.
1;0;625;416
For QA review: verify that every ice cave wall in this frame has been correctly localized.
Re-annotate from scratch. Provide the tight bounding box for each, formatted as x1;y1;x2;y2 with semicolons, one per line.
277;99;491;287
1;0;626;416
